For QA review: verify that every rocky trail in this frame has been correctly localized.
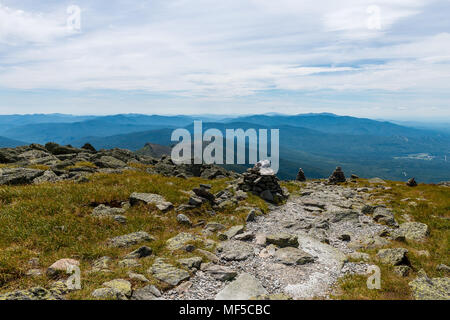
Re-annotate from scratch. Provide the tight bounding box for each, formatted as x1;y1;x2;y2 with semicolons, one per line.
162;181;404;300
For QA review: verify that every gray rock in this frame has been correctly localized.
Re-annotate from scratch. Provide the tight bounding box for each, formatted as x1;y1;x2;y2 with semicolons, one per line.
234;232;255;241
266;233;299;248
260;190;274;202
108;231;154;248
124;246;153;259
95;156;127;169
166;232;199;251
178;257;202;269
33;170;60;184
128;272;149;282
102;279;132;297
394;265;411;277
373;207;398;227
0;168;44;185
274;247;315;265
129;192;174;212
223;225;245;239
409;270;450;300
176;214;192;226
215;273;267;300
246;209;256;222
205;222;226;232
376;248;409;266
91;204;125;217
91;287;127;300
203;265;237;281
397;222;429;242
437;264;450;272
150;258;190;286
131;285;162;300
217;240;254;261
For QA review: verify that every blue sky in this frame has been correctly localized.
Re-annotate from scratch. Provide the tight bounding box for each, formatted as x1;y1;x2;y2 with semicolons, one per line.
0;0;449;120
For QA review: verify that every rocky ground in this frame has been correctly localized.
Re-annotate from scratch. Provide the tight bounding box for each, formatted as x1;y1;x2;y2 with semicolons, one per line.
161;180;448;300
0;144;449;300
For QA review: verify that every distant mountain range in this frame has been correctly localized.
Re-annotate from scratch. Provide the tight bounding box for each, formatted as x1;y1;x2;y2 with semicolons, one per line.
0;113;449;182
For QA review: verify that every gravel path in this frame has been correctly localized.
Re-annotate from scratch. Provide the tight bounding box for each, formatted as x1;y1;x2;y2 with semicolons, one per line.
163;181;389;300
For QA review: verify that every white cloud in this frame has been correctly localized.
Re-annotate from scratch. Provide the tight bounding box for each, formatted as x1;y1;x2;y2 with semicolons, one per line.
0;3;70;45
0;0;449;117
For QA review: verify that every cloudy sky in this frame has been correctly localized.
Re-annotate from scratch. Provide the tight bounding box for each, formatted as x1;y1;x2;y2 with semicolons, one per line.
0;0;449;119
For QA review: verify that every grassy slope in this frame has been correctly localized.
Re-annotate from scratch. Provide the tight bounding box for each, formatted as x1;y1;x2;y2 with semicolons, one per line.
0;167;268;299
0;168;448;300
333;180;450;300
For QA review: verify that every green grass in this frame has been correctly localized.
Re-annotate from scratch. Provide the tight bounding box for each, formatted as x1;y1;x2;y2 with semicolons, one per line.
333;180;450;300
0;169;266;299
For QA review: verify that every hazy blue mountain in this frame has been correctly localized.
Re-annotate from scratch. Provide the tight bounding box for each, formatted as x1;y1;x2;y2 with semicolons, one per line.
1;113;449;182
0;136;27;148
225;114;444;138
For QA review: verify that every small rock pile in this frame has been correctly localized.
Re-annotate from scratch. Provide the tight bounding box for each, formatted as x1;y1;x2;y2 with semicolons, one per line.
328;166;346;184
406;177;418;187
296;168;306;182
237;161;288;202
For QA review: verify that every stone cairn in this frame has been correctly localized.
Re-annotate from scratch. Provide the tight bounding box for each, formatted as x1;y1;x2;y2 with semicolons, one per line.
296;168;306;182
328;166;346;184
406;177;418;187
238;160;288;202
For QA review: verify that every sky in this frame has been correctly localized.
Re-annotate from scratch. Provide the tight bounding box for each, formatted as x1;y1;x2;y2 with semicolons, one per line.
0;0;449;120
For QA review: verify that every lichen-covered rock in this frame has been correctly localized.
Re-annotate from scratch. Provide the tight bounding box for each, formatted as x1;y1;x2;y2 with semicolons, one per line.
46;258;80;278
91;287;127;300
215;273;267;300
217;240;254;261
251;293;293;300
203;265;237;281
95;156;127;169
394;265;411;277
178;257;202;269
409;270;450;300
176;214;192;226
266;233;299;248
274;247;315;265
91;204;125;217
396;222;429;242
102;279;132;297
129;192;173;212
92;256;112;272
376;248;409;266
150;258;190;286
0;168;44;185
372;207;398;227
108;231;154;248
131;285;162;300
124;246;153;259
166;232;199;251
0;287;64;300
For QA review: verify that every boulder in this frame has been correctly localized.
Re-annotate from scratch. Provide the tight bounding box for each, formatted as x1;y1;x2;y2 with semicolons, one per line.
95;156;127;169
177;257;202;269
91;204;125;217
176;214;192;226
203;265;237;281
108;231;154;248
0;168;44;185
124;246;153;259
150;258;190;286
215;273;267;300
46;258;79;277
266;233;299;248
217;240;254;261
373;207;398;227
131;285;162;300
102;279;132;297
274;247;315;265
406;178;418;187
91;287;127;300
396;222;429;242
409;270;450;300
376;248;409;266
129;193;172;212
166;232;199;251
